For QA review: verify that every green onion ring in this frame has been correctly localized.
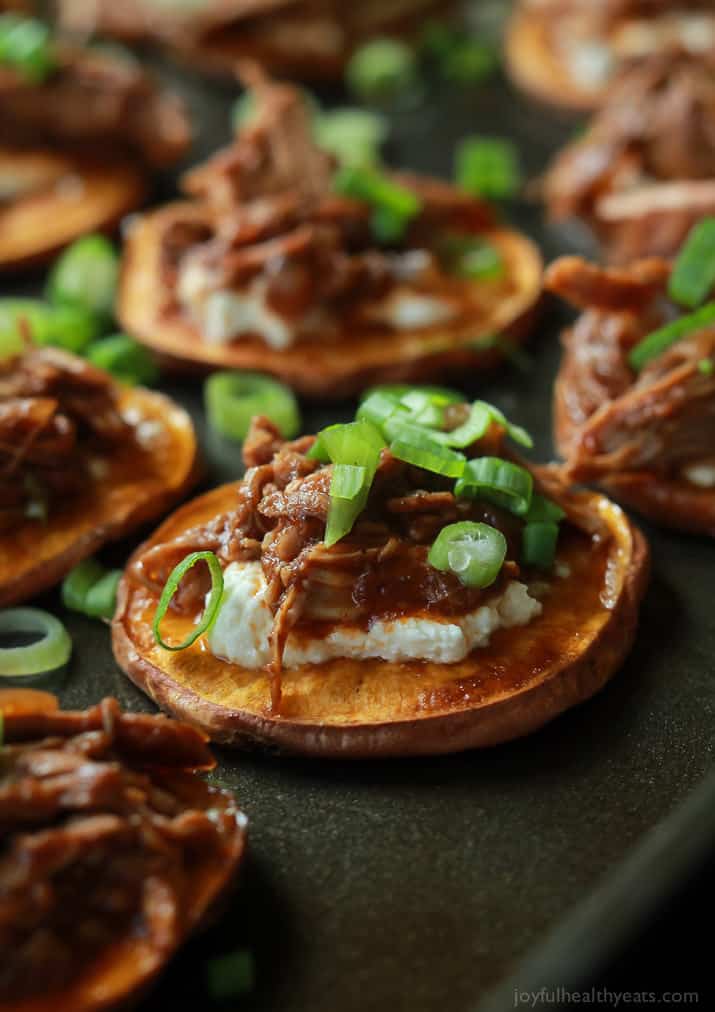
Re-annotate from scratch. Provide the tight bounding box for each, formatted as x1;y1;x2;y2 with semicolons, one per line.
455;457;533;516
205;370;300;442
522;522;560;570
428;522;507;589
629;302;715;371
153;551;224;651
0;608;72;677
668;218;715;310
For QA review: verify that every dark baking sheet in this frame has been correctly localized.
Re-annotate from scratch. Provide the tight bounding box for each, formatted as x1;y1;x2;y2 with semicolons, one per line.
9;3;715;1009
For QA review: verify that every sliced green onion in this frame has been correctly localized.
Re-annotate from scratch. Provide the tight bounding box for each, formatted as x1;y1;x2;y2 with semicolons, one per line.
346;37;418;103
698;358;714;376
356;389;407;430
0;608;71;677
482;403;533;448
85;571;122;620
310;419;385;546
456;137;522;201
526;493;565;525
62;559;122;620
47;235;119;320
628;302;715;371
428;521;507;589
0;329;24;361
206;950;255;1000
389;425;466;477
455;456;533;516
437;402;492;448
313;108;388;168
0;15;55;83
331;463;367;501
522;522;559;569
457;243;504;281
0;298;100;353
61;558;105;612
334;165;421;243
420;21;498;83
360;383;462;405
668;218;715;310
153;551;224;651
205;370;300;442
86;334;159;386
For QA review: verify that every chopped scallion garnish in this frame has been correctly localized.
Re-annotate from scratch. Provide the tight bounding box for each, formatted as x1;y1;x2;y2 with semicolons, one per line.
628;302;715;371
0;14;55;83
455;456;533;516
522;522;559;570
62;559;121;621
389;425;466;477
86;334;159;386
153;551;224;651
333;165;421;243
428;521;507;589
0;608;72;678
455;137;521;201
47;234;119;321
698;358;714;376
346;37;418;103
205;370;300;442
668;218;715;310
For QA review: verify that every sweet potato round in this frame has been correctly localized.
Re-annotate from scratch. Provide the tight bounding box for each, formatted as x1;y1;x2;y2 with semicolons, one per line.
0;148;146;272
0;387;199;607
505;6;605;113
117;202;543;398
112;482;649;759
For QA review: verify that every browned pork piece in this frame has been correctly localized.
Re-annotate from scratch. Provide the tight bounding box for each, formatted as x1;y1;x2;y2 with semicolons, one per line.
543;50;715;262
113;408;648;759
506;0;715;111
119;71;542;396
0;22;190;269
0;690;246;1012
0;344;199;605
547;254;715;534
57;0;448;79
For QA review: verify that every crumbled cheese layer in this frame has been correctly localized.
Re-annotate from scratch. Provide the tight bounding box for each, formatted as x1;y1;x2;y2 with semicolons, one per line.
207;561;542;669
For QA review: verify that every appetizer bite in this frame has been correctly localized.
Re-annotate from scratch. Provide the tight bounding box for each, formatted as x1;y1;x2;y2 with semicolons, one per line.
118;73;542;397
58;0;446;80
0;13;190;270
0;690;246;1012
113;388;648;758
547;224;715;535
506;0;715;112
543;49;715;263
0;342;198;606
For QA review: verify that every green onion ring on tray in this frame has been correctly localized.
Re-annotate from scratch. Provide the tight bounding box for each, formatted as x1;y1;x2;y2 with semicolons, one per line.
154;551;224;651
0;608;72;678
205;370;300;442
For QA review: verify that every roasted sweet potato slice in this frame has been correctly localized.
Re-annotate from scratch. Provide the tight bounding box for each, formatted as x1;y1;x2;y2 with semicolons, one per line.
118;202;542;398
0;148;147;273
112;479;649;759
505;5;606;112
0;693;247;1012
0;385;199;606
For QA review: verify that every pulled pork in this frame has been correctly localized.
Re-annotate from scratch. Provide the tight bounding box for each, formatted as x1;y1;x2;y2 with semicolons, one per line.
164;69;494;342
132;415;530;711
0;346;135;521
0;39;189;168
547;255;715;481
544;50;715;261
0;694;245;1006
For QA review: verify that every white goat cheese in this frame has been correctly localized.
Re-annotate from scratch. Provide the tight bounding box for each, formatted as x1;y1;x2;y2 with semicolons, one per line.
208;562;542;669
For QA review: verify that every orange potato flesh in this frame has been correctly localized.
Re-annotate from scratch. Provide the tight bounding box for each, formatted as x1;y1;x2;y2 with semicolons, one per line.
0;387;199;607
113;482;649;759
118;202;543;397
505;6;606;113
0;148;146;272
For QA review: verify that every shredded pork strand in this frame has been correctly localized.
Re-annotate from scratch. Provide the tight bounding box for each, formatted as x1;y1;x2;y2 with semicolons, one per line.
544;49;715;261
547;255;715;479
0;346;136;520
0;697;241;1005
